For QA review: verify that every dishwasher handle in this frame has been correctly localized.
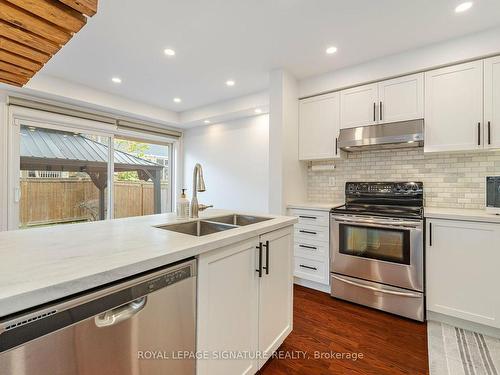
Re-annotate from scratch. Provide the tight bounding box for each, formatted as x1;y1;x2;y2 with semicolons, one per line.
95;297;147;328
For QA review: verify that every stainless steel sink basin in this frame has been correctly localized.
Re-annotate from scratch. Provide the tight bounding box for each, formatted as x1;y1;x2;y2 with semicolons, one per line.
208;214;272;226
156;220;237;236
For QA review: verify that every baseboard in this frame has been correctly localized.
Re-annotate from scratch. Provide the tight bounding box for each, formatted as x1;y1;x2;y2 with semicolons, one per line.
427;310;500;339
294;277;330;293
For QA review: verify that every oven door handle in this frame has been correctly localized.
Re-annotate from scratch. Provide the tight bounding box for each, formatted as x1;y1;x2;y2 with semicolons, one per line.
332;275;421;298
333;218;421;230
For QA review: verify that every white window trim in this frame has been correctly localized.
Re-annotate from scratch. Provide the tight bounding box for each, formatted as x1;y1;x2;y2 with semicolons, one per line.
7;106;115;230
5;106;180;230
0;102;8;231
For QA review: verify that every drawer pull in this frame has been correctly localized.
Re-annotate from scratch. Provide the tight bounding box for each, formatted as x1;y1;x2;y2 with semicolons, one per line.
299;264;317;271
299;230;317;235
299;244;317;250
299;215;317;220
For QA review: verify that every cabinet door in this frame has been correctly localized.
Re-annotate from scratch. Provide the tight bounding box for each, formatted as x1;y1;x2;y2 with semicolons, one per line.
378;73;424;124
299;92;340;160
484;56;500;149
197;238;260;375
340;83;378;129
258;227;293;369
424;61;484;152
426;219;500;328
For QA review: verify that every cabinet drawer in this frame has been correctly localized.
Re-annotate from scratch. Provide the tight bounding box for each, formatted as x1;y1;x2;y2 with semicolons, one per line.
288;209;330;228
294;240;328;261
294;257;329;285
295;224;329;243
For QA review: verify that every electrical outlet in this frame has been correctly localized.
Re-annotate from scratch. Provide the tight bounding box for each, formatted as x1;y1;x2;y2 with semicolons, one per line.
328;177;335;187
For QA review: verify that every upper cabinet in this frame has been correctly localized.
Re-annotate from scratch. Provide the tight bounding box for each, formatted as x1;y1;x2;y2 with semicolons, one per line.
299;92;340;160
424;61;484;153
339;74;424;129
378;74;424;124
340;83;378;129
484;56;500;149
298;55;500;160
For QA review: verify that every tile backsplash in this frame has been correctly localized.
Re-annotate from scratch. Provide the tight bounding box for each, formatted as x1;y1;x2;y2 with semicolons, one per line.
308;148;500;209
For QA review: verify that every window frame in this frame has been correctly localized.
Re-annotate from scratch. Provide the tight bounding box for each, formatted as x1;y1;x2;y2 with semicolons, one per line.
6;106;178;230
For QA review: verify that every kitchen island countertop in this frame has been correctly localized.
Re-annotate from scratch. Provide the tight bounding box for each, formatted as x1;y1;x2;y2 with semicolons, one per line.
0;210;296;318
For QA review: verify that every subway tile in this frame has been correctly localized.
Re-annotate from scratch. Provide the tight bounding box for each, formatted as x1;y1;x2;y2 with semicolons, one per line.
307;148;500;210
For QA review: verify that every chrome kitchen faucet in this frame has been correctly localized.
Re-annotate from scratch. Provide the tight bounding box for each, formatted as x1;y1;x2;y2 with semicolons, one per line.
190;163;212;218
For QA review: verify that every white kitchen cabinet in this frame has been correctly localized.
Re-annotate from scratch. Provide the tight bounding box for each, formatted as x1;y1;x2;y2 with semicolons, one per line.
340;83;378;129
197;238;260;375
424;61;484;152
340;75;424;130
288;208;330;290
484;56;500;149
299;92;340;160
426;218;500;328
378;73;424;124
257;227;293;369
197;227;293;375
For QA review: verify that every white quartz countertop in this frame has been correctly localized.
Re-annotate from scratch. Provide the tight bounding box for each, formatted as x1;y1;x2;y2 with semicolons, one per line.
424;207;500;224
287;202;343;211
0;210;297;318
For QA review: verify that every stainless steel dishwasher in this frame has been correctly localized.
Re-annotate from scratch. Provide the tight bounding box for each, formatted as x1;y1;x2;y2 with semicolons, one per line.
0;259;196;375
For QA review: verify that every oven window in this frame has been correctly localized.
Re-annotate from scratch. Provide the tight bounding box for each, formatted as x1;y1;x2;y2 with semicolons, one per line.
339;224;410;264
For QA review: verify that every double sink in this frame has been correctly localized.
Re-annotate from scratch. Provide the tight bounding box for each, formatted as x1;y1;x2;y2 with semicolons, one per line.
156;214;272;237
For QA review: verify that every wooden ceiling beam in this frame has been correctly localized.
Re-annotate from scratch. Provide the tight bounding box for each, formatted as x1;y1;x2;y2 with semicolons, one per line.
0;20;59;54
0;60;34;77
0;49;42;71
0;68;29;85
5;0;86;33
0;0;98;87
58;0;97;17
0;0;71;45
0;36;51;63
0;77;21;86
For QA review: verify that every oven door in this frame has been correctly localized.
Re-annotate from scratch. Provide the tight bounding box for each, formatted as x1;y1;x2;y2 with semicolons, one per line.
330;215;423;292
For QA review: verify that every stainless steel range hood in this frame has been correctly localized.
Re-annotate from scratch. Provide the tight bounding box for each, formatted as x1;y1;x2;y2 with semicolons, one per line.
338;119;424;152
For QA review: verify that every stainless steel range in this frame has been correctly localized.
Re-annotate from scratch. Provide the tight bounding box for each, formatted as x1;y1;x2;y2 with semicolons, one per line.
330;182;424;321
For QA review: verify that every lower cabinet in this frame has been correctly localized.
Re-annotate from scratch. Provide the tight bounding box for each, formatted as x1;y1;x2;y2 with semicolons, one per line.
288;208;330;289
197;226;293;375
426;218;500;328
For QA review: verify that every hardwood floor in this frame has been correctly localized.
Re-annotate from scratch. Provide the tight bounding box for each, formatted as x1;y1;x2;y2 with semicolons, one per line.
260;285;429;375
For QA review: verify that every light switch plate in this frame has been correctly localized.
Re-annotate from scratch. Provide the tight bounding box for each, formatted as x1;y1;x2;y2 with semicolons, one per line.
328;177;335;187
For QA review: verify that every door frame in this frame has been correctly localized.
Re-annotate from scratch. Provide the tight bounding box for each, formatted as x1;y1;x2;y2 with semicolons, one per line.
7;106;116;230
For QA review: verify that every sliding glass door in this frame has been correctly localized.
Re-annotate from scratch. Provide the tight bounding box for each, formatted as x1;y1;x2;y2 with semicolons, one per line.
113;137;172;219
8;109;174;230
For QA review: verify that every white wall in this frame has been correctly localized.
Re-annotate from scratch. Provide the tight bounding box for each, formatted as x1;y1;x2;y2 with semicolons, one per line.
180;91;269;127
24;74;180;126
300;26;500;97
183;115;269;213
268;69;308;215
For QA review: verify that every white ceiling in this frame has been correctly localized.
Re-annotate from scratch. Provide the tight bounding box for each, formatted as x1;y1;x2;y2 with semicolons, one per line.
40;0;500;112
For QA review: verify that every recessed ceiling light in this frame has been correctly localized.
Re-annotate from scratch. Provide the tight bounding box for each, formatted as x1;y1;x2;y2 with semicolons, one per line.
455;2;473;13
226;80;235;87
111;77;122;83
164;48;176;56
326;46;338;55
173;97;182;103
255;108;262;114
204;120;211;124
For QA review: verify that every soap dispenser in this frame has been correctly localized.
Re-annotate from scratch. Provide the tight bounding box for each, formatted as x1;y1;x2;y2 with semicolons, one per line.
177;189;190;219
